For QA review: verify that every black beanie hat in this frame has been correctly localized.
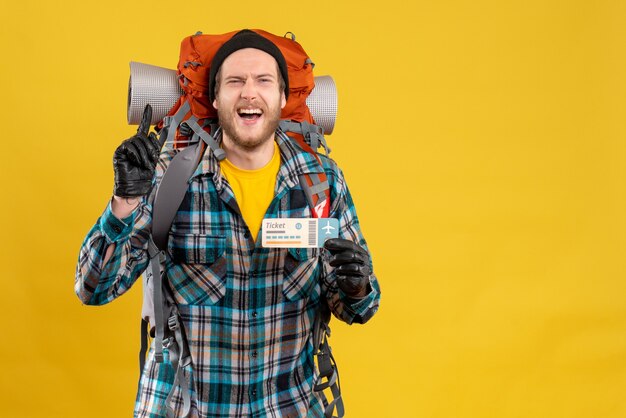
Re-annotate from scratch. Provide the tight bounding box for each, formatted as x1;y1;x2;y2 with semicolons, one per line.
209;29;289;102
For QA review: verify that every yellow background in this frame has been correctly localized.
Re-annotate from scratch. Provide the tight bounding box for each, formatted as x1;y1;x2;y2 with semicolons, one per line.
1;0;625;417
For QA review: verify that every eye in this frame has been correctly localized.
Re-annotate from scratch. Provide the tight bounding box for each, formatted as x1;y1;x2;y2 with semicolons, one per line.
226;78;244;85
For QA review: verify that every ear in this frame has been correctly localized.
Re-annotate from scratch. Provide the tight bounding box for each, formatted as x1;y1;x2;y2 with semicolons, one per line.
212;98;218;109
280;91;287;109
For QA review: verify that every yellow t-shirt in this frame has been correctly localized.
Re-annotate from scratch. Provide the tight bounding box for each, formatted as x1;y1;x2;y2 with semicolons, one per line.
220;142;281;240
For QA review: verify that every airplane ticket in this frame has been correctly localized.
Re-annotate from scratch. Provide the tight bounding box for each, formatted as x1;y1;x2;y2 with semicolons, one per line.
261;218;339;248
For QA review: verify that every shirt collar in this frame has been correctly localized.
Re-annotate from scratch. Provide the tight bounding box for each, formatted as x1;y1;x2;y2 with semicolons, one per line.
190;128;324;192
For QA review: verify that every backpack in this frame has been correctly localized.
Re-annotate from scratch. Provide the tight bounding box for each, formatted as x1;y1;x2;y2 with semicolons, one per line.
138;30;344;418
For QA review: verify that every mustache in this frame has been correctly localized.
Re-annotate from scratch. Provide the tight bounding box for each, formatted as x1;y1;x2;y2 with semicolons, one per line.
236;99;266;110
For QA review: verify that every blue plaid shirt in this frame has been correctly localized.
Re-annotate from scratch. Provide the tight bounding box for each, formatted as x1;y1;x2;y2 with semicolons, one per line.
75;131;381;417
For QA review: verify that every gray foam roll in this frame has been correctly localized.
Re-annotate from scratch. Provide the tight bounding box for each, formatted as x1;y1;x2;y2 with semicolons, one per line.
305;75;337;135
127;62;337;134
127;62;183;126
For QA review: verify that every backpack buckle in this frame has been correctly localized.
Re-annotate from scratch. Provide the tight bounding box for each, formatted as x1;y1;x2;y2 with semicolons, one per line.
168;315;179;331
162;337;174;348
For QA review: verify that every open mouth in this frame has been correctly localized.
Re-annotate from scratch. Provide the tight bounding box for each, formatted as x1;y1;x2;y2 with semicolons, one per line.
237;108;263;121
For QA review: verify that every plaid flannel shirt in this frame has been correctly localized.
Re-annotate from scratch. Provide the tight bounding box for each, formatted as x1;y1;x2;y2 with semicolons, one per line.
75;131;381;417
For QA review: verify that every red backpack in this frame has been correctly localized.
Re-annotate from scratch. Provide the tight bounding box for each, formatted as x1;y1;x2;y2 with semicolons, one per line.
158;30;314;145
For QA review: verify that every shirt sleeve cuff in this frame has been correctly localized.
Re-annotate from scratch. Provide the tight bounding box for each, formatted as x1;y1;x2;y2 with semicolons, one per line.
340;277;378;317
99;201;135;243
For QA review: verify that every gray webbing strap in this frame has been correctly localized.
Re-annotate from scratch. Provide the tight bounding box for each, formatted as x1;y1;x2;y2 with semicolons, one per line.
147;125;209;414
299;175;328;214
184;117;226;161
161;101;191;146
148;241;193;416
165;312;192;418
152;141;206;250
279;120;331;154
148;241;193;415
312;259;343;417
147;239;166;363
278;120;300;134
314;333;344;418
306;178;329;197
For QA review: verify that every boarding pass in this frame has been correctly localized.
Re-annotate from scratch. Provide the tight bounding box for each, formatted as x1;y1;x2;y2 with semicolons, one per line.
261;218;339;248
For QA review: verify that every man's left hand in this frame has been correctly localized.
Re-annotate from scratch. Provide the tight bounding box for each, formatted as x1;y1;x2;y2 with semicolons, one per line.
323;238;371;298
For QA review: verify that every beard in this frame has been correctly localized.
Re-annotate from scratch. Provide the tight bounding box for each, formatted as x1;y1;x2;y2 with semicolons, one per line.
217;99;282;151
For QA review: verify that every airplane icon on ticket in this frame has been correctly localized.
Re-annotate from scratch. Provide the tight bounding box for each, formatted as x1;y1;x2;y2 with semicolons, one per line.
322;220;336;235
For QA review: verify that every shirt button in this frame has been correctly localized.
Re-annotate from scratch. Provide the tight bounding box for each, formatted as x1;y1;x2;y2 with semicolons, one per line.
251;351;257;358
252;311;258;318
112;225;121;233
251;389;257;397
249;270;256;277
244;230;251;239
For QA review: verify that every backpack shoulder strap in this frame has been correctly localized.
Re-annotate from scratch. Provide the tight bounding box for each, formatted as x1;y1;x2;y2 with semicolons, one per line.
139;130;221;418
291;136;344;418
152;121;225;248
151;140;206;248
279;121;331;219
299;172;330;219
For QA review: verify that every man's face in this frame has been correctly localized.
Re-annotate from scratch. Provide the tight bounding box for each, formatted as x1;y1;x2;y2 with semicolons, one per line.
212;48;287;150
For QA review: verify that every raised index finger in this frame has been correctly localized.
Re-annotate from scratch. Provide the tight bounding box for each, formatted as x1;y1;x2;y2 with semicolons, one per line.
137;104;153;136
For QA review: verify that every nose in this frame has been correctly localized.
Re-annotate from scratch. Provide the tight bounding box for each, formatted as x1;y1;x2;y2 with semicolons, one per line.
240;77;257;100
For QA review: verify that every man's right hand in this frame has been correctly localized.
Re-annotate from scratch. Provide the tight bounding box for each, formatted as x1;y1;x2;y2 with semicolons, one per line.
113;104;160;197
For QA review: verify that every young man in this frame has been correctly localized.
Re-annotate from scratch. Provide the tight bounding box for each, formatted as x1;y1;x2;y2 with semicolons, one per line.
76;30;381;417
